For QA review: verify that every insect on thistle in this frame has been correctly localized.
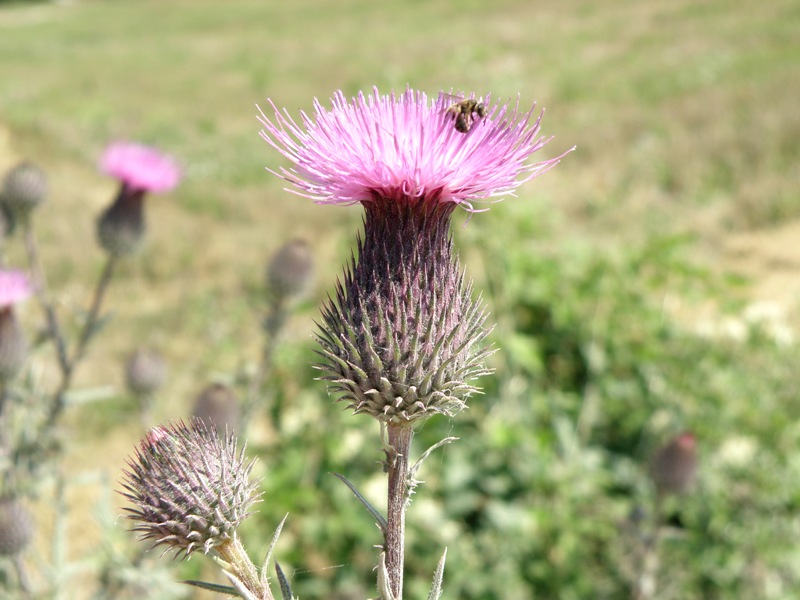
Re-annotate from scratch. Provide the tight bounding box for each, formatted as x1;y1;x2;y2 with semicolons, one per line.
442;93;488;133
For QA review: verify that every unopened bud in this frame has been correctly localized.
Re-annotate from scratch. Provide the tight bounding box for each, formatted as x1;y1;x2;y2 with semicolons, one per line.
120;419;261;558
124;348;167;397
266;238;314;300
191;383;241;435
1;161;47;220
649;432;698;496
0;497;34;557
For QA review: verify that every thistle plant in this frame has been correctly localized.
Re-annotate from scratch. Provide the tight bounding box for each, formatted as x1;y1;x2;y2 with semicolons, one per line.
631;432;699;600
258;87;572;598
31;142;181;429
244;238;314;431
117;86;570;599
0;143;179;597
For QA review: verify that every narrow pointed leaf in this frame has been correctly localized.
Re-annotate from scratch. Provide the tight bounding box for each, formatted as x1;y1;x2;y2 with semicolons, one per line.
427;547;448;600
183;579;242;596
262;513;289;575
331;472;388;533
275;561;294;600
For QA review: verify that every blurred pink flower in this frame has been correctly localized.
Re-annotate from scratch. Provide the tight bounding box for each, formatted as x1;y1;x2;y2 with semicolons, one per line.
258;87;573;211
0;270;32;309
101;142;180;194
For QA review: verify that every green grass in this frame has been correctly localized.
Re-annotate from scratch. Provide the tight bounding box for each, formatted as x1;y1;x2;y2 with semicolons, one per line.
0;0;799;597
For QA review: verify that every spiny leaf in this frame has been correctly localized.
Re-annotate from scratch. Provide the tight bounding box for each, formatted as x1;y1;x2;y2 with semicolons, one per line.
331;472;388;533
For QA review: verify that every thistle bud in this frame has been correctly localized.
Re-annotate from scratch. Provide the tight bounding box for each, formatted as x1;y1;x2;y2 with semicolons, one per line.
124;348;167;397
0;497;34;557
120;419;260;558
1;161;47;221
649;432;698;497
316;198;492;424
191;383;241;435
266;238;314;301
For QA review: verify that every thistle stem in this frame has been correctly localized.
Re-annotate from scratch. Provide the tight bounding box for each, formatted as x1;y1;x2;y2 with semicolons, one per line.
385;423;413;599
45;255;117;428
216;535;274;600
633;494;665;600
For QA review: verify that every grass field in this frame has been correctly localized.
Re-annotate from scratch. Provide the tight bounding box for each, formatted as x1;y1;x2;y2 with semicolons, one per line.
1;0;799;598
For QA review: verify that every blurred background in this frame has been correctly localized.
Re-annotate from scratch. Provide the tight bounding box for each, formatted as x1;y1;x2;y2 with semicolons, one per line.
0;0;798;598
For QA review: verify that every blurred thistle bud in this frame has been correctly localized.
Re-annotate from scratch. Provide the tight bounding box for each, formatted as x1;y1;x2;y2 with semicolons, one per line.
1;161;47;222
0;497;35;557
124;348;167;397
266;238;314;301
317;199;493;424
0;270;33;382
649;432;698;497
120;419;261;558
191;383;241;436
96;142;180;257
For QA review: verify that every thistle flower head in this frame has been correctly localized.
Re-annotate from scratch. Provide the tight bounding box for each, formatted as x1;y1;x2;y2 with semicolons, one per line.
258;87;572;211
259;87;571;425
101;142;180;194
97;142;179;256
120;419;260;559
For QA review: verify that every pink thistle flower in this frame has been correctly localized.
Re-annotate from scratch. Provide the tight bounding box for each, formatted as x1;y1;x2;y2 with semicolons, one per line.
101;142;180;194
258;87;572;211
0;270;33;309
